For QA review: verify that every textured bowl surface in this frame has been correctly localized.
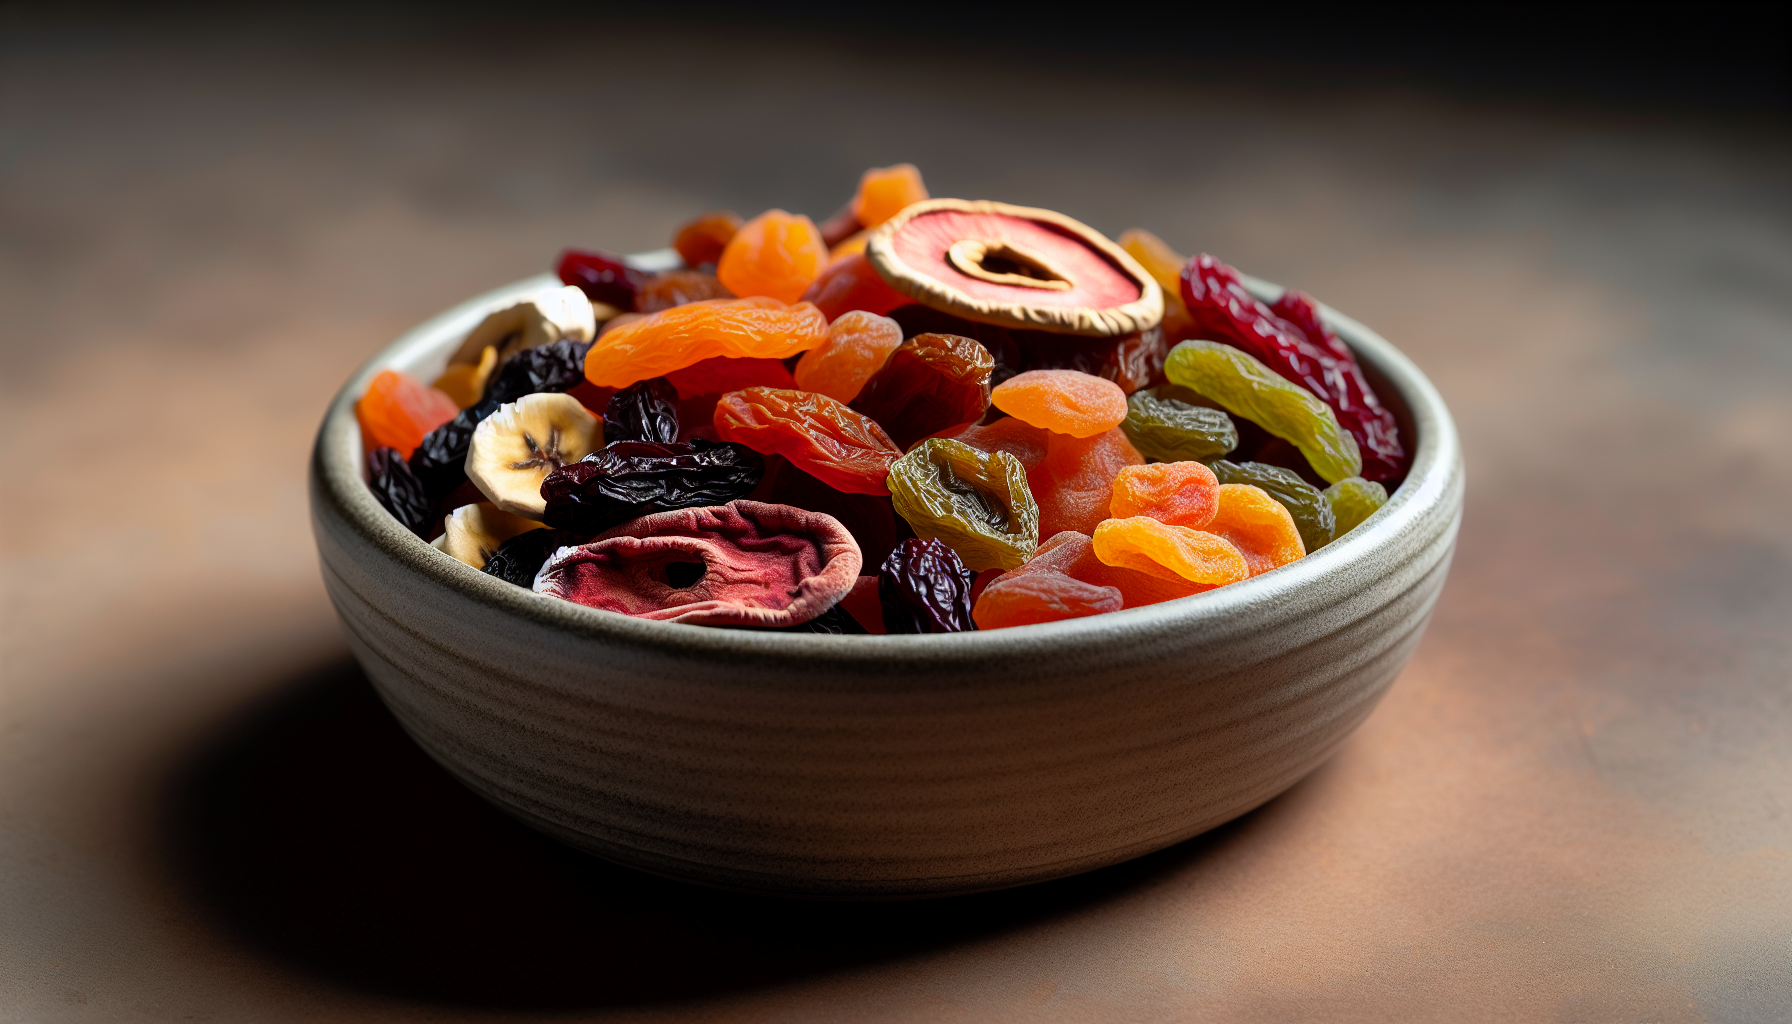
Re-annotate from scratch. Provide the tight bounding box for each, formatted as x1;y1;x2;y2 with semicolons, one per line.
310;253;1463;898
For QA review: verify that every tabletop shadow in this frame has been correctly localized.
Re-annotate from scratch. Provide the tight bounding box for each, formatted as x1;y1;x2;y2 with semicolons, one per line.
161;656;1267;1011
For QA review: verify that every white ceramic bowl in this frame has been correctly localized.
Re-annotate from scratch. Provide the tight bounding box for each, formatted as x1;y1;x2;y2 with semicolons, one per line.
309;252;1463;898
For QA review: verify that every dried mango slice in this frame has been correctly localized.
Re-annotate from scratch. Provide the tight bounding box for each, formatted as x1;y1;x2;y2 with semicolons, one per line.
583;297;828;389
1091;516;1249;586
1162;340;1361;484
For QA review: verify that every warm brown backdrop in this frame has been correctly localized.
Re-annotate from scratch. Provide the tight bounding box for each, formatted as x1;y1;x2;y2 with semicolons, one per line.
3;12;1789;1022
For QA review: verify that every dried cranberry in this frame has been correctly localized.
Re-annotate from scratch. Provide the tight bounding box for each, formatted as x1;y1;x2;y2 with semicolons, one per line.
538;439;765;535
556;248;649;310
603;377;680;444
480;528;579;588
483;339;592;404
368;446;434;538
878;537;977;634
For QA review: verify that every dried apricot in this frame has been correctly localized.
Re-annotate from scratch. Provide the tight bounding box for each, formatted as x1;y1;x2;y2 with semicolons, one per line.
673;210;742;268
356;369;460;458
1109;462;1220;529
714;387;902;495
990;369;1128;438
851;163;928;229
716;210;829;304
793;310;904;403
973;571;1122;630
1205;483;1305;576
1092;517;1249;586
799;252;909;321
1021;530;1207;608
584;297;827;388
943;418;1141;538
664;356;796;399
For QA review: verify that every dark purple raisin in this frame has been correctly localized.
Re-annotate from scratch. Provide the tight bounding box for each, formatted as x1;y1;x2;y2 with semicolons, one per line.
483;339;592;404
604;377;680;444
889;304;1023;388
556;248;649;310
538;439;764;535
410;397;501;500
878;537;976;634
480;528;580;588
368;446;434;538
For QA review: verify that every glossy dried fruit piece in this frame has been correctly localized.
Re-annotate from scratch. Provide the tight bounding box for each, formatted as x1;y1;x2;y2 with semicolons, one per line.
1092;517;1249;586
717;209;829;304
944;418;1142;538
1163;340;1361;484
838;575;888;634
1121;389;1238;463
356;369;460;459
879;537;976;633
409;397;499;499
584;297;828;388
1007;325;1167;394
1117;228;1188;312
850;332;994;449
799;252;910;322
672;211;742;269
465;393;605;518
1206;484;1305;576
1109;462;1220;529
437;501;549;570
1018;530;1206;608
853;163;929;230
1209;459;1334;552
484;338;593;404
538;438;764;535
1324;477;1389;537
887;438;1038;572
991;369;1128;438
793;309;905;403
714;387;901;495
367;446;434;538
432;343;497;408
557;248;649;310
604;378;680;444
479;527;579;588
536;500;862;627
634;270;734;314
972;571;1122;630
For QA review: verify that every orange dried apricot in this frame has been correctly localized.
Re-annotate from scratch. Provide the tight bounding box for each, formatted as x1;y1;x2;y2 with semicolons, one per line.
793;310;904;403
1022;530;1208;607
1109;462;1220;529
944;418;1142;538
1205;483;1306;576
990;369;1129;438
851;163;928;229
799;252;909;321
716;210;828;304
355;369;459;458
583;297;827;388
973;572;1122;630
665;356;795;399
1092;517;1249;586
673;210;742;268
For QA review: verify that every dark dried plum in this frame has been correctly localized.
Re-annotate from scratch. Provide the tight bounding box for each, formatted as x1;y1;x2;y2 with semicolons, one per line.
480;528;580;588
538;439;764;535
483;339;592;404
410;398;500;500
368;446;434;538
557;248;649;310
878;537;976;634
603;377;680;444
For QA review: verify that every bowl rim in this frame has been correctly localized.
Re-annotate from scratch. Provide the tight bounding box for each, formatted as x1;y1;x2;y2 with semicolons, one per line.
312;249;1460;665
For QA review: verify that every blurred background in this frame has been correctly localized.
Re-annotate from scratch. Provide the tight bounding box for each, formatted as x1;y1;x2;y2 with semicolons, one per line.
3;4;1789;1021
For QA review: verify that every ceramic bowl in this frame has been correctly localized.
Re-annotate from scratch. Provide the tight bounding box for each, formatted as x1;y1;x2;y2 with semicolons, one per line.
310;251;1463;899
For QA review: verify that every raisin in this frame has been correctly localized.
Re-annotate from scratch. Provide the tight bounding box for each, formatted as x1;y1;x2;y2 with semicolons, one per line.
850;333;994;449
634;270;734;314
367;446;435;538
1323;477;1389;539
879;537;976;634
481;528;580;588
483;339;593;404
888;306;1023;388
410;398;501;500
1011;326;1168;394
557;248;649;310
714;387;901;495
887;438;1038;572
604;377;681;444
538;439;764;535
1163;340;1361;484
672;211;743;269
1121;389;1238;463
1208;459;1335;553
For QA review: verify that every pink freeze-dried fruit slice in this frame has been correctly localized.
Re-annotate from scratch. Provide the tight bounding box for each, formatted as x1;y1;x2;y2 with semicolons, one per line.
534;500;862;627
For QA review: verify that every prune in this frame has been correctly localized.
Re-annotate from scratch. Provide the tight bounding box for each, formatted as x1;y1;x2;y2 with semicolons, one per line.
850;333;994;449
557;248;649;310
484;339;593;404
538;439;764;535
481;527;579;588
879;537;976;634
368;446;435;538
887;438;1038;572
410;397;501;500
1121;390;1238;463
1209;459;1335;553
604;377;680;444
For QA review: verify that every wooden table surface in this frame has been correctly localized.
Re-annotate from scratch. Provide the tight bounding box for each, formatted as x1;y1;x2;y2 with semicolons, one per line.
3;16;1789;1023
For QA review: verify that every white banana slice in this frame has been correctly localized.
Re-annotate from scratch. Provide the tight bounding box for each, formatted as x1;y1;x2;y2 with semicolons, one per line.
465;392;603;518
447;284;598;366
438;501;549;569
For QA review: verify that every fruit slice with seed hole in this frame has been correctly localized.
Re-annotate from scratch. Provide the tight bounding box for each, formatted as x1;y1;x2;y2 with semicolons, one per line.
465;393;604;518
447;285;597;367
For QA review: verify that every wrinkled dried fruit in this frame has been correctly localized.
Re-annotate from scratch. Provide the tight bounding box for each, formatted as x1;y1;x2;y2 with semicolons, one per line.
1205;484;1306;576
584;297;828;389
850;332;994;449
1121;389;1238;463
409;397;500;499
972;571;1123;630
879;537;976;633
1323;477;1389;538
481;527;580;588
672;211;743;269
716;210;829;304
634;270;734;314
356;369;460;459
536;500;861;627
1092;517;1249;586
1013;326;1168;394
538;438;764;535
714;387;901;495
1163;340;1361;484
465;393;605;518
768;603;868;634
484;338;593;404
798;252;910;322
990;369;1128;438
1016;530;1207;608
943;418;1142;538
887;438;1038;572
1109;462;1220;529
793;309;905;403
368;446;434;538
558;248;649;310
852;163;929;230
1209;459;1334;552
604;377;680;444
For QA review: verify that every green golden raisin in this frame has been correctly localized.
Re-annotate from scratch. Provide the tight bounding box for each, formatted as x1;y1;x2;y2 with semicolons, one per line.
1323;477;1389;537
1163;340;1361;484
1121;389;1238;463
1209;460;1334;552
887;438;1039;571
